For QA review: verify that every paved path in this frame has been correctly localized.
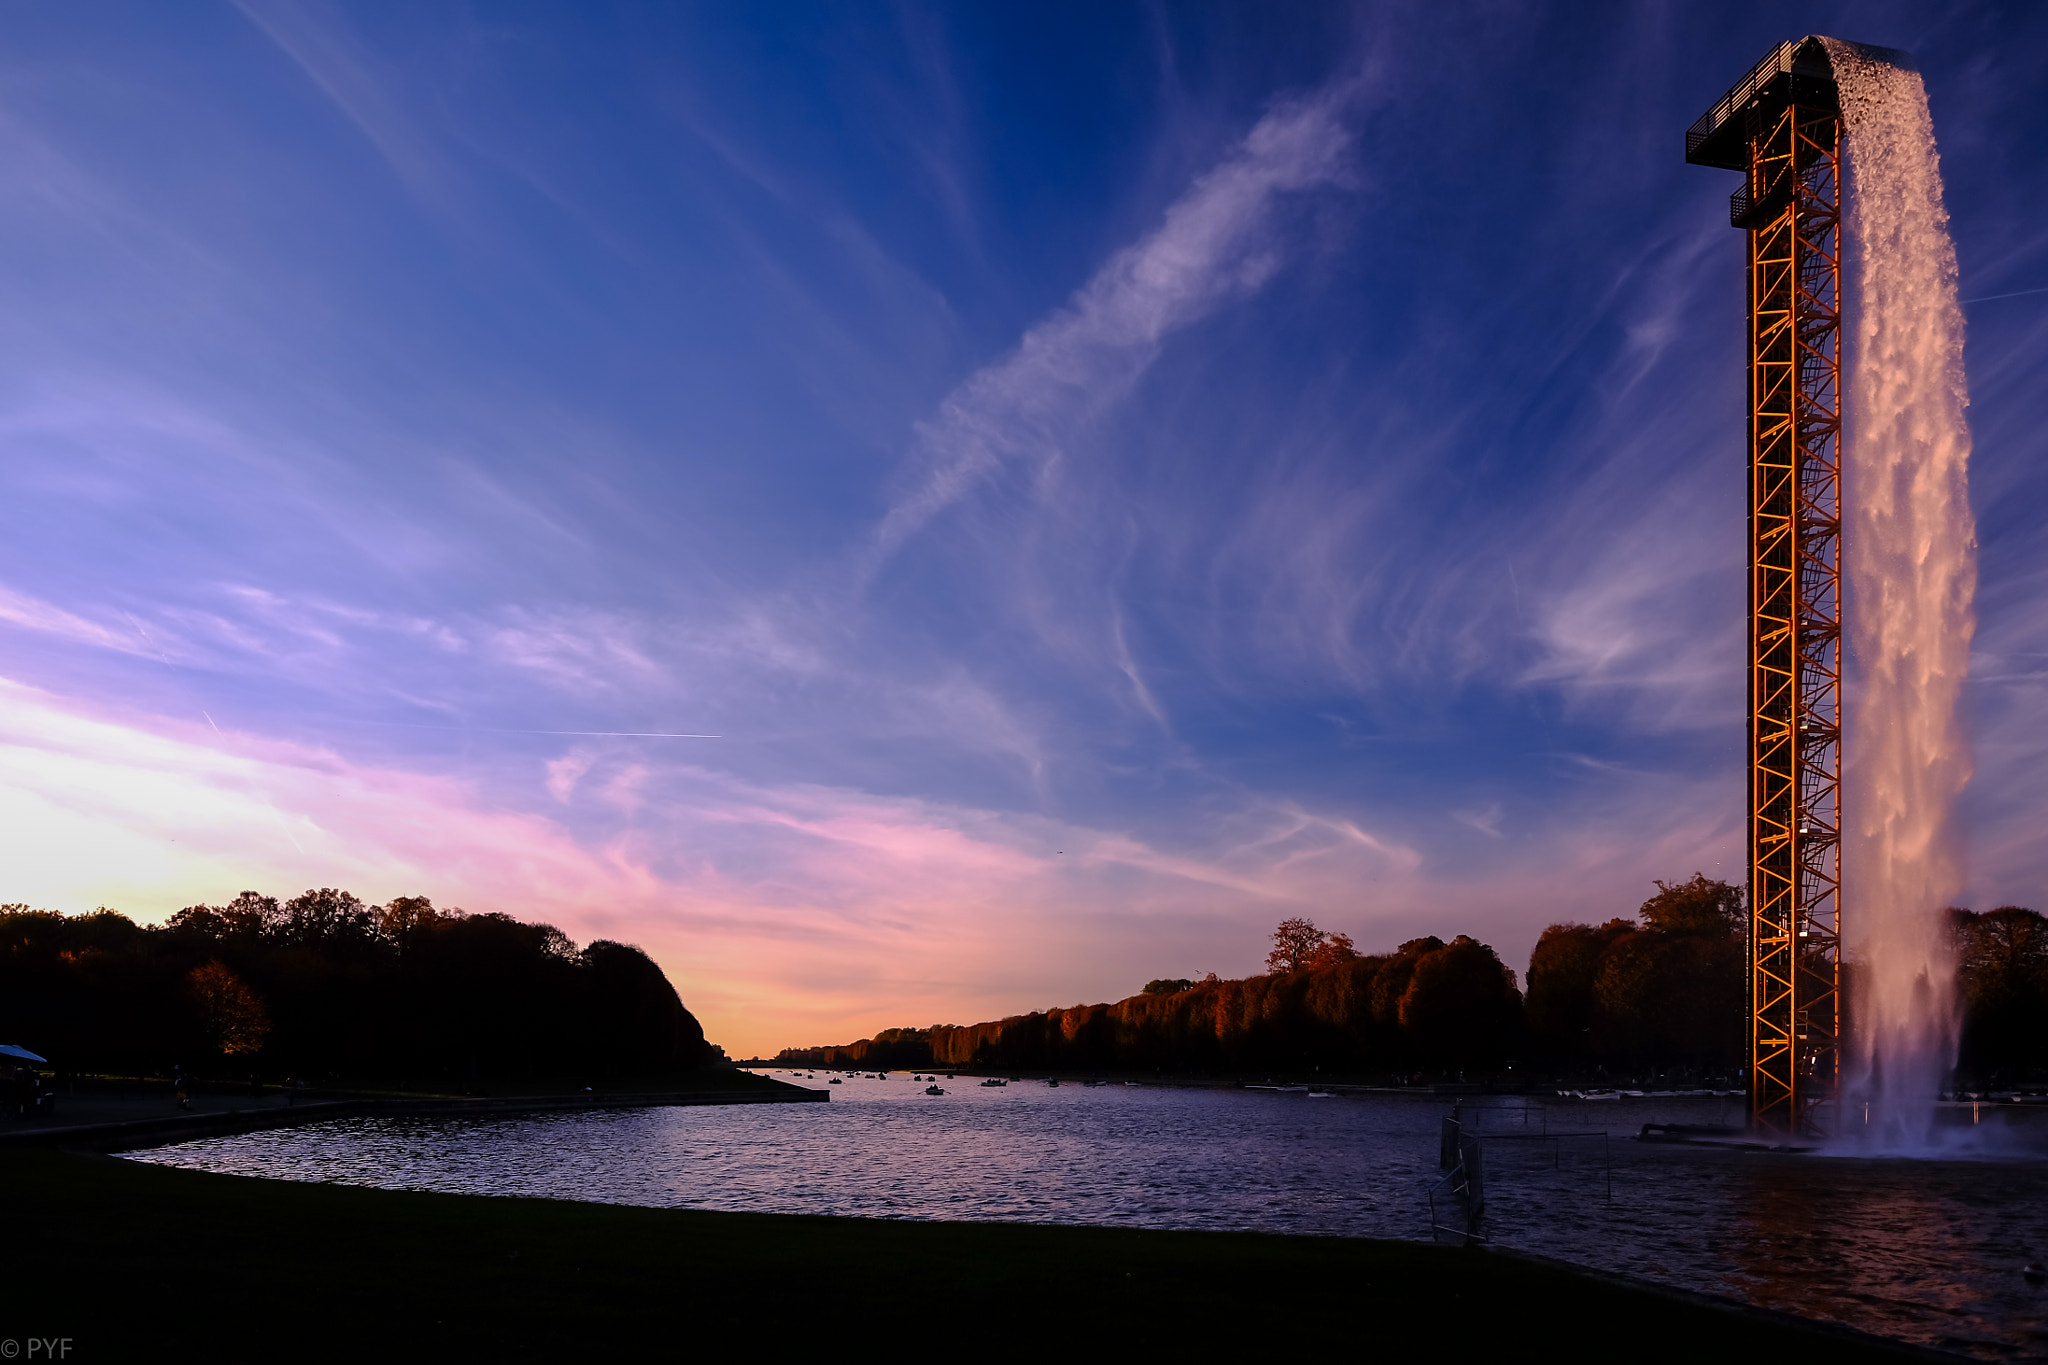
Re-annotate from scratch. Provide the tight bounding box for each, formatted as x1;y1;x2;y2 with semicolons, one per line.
8;1082;296;1131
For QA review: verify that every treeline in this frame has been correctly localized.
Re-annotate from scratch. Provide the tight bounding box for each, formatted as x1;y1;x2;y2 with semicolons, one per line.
0;891;710;1082
1524;875;1745;1066
1952;906;2048;1075
778;877;2048;1081
776;930;1524;1075
1527;884;2048;1079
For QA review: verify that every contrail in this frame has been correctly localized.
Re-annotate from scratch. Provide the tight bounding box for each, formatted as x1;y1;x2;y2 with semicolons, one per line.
1961;284;2048;304
120;608;174;667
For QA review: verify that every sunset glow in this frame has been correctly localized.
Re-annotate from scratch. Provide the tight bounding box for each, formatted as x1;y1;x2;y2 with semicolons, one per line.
1;5;2043;1059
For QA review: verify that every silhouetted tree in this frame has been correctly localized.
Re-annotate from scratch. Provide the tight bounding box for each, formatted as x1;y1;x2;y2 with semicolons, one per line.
1266;918;1327;974
276;888;381;950
1952;906;2048;1072
1525;876;1746;1070
380;895;451;952
1370;937;1444;1034
164;891;275;944
0;894;712;1081
186;960;271;1055
1304;931;1359;972
579;940;709;1072
1638;874;1744;936
1593;930;1742;1061
1525;919;1635;1057
1398;937;1521;1065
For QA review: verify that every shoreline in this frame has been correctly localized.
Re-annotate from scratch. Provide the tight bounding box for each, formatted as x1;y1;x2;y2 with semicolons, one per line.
3;1077;2000;1359
751;1067;1750;1098
0;1144;1945;1362
0;1077;828;1154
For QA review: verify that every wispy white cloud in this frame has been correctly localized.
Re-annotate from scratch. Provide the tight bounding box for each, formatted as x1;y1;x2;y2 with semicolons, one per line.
872;80;1367;563
1454;801;1505;838
0;666;1738;1051
544;747;597;804
0;586;156;658
232;0;461;220
0;675;1414;1051
2;6;2040;1055
486;608;667;698
1109;603;1170;731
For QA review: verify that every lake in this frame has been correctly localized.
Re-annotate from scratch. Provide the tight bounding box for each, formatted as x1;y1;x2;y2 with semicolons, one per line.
130;1073;2048;1358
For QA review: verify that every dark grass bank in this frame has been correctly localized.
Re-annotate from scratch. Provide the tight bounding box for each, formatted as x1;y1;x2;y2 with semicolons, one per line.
0;1147;1937;1363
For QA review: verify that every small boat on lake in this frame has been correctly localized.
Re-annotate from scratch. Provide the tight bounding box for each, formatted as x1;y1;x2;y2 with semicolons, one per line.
979;1078;1006;1087
925;1084;946;1096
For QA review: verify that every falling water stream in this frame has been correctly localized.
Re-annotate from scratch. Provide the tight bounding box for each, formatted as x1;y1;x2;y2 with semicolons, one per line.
1823;38;1977;1150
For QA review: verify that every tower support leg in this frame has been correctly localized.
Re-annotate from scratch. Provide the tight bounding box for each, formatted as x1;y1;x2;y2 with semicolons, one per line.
1745;101;1843;1137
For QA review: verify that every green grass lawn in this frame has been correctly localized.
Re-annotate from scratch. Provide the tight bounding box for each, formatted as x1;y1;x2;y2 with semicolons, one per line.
0;1146;1928;1362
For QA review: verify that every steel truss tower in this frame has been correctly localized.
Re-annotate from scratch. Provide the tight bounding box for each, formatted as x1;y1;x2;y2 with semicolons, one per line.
1687;38;1844;1137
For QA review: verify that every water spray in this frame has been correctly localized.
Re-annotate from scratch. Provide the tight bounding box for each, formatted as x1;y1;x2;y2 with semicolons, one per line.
1687;37;1975;1144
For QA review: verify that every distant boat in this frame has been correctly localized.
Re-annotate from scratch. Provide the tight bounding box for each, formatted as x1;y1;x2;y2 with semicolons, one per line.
1046;1078;1060;1087
829;1078;841;1084
925;1084;946;1096
979;1078;1006;1087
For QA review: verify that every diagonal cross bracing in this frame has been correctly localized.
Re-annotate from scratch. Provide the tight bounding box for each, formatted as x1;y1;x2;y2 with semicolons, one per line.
1740;91;1843;1137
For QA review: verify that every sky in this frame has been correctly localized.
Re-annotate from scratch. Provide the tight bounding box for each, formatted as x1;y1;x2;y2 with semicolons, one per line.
1;2;2044;1057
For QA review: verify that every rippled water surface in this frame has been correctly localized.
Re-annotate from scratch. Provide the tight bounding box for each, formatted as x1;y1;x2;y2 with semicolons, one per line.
131;1076;2048;1359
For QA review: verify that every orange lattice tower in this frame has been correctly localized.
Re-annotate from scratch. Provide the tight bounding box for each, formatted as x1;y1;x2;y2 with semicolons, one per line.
1687;36;1858;1137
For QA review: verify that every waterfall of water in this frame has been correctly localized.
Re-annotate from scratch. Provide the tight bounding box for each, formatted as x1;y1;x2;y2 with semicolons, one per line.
1822;38;1977;1149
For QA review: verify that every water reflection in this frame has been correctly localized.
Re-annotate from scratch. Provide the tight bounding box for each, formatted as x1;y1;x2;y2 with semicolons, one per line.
128;1077;2048;1358
1727;1158;2047;1358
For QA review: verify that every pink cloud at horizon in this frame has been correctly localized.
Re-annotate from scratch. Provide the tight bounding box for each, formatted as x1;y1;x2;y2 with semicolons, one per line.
0;675;1757;1056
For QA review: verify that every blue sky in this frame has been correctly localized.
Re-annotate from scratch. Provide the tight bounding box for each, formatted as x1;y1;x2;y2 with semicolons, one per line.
1;2;2043;1054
